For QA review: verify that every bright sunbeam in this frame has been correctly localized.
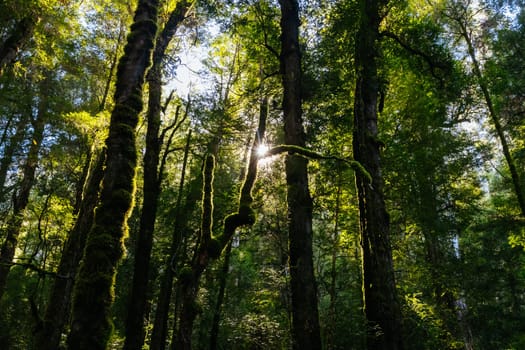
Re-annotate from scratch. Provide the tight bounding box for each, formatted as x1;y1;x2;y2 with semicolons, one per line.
256;143;269;157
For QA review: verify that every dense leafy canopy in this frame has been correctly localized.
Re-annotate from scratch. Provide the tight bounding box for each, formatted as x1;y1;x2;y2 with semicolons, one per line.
0;0;524;349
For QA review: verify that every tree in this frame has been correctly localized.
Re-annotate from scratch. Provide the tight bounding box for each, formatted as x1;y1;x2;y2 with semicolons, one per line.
66;0;159;348
442;0;525;216
174;89;266;350
0;75;49;301
33;149;105;350
123;2;193;349
352;0;404;348
0;3;39;76
278;0;322;349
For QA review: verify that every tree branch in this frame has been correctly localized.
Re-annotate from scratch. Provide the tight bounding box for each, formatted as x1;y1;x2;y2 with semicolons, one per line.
380;30;450;82
264;144;372;182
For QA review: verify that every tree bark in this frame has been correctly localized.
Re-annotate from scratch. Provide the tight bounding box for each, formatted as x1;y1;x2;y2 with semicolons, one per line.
0;85;46;301
67;1;159;348
353;0;404;349
0;16;39;76
33;149;105;350
123;3;192;349
278;1;322;349
149;129;193;350
175;155;216;350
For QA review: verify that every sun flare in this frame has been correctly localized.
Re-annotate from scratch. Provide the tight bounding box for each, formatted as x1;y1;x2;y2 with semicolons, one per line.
256;143;269;157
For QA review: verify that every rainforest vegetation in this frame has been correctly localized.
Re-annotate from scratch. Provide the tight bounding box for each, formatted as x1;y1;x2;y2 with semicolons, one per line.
0;0;524;349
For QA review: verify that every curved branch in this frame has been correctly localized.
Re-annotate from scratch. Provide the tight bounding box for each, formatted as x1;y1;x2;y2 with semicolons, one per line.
380;30;450;82
264;144;372;182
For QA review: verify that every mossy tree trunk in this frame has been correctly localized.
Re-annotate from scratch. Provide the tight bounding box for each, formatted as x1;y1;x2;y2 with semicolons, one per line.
175;95;267;350
352;0;403;349
34;149;105;350
124;3;193;349
0;84;46;301
66;1;159;349
278;1;322;349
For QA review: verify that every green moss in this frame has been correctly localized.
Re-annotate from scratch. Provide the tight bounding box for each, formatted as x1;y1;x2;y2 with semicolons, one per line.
201;155;215;241
125;92;144;116
112;103;140;123
130;19;158;37
350;161;372;183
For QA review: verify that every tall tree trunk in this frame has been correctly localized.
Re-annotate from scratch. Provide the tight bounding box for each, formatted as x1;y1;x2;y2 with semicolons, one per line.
149;129;192;350
208;241;232;350
175;155;215;350
353;0;403;349
326;172;342;350
0;16;39;76
66;1;159;348
278;1;322;349
0;89;46;301
207;102;261;350
458;20;525;217
33;150;105;350
124;3;192;349
175;94;267;350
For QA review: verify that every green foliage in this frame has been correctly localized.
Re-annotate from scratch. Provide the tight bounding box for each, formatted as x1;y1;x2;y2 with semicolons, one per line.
228;313;286;350
460;214;525;349
2;0;525;349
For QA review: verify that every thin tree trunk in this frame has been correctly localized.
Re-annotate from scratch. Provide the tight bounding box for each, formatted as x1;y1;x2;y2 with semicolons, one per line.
459;21;525;217
175;155;216;350
148;128;192;350
122;57;163;350
0;88;46;301
278;1;322;349
326;172;342;350
352;0;403;349
67;1;159;348
33;150;105;350
99;22;125;112
208;241;232;350
207;101;261;350
168;281;184;350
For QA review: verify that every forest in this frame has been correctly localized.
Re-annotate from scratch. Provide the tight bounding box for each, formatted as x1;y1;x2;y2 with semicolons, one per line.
0;0;524;349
